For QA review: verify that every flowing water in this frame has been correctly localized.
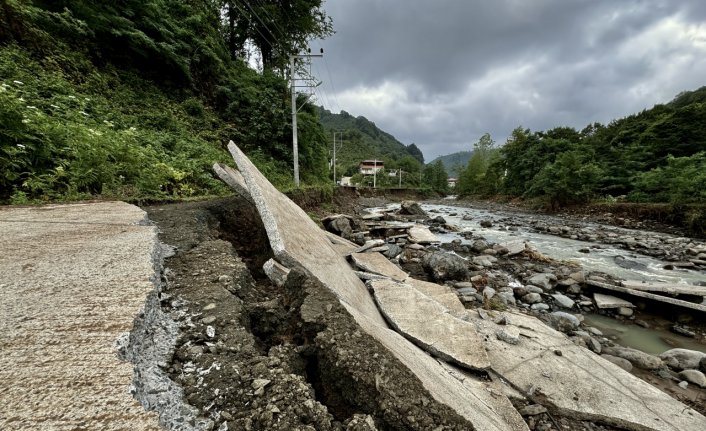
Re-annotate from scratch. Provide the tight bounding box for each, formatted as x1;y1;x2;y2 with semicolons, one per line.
418;203;706;286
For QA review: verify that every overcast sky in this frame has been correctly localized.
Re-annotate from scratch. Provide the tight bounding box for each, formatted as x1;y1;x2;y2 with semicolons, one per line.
310;0;706;162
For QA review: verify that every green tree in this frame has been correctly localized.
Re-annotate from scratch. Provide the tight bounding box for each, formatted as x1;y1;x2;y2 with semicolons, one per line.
527;150;602;208
457;132;495;196
423;159;448;193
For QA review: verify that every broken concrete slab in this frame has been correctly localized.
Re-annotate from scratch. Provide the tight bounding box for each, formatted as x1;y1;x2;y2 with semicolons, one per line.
213;162;255;204
622;280;706;296
227;141;386;326
588;280;706;313
405;278;466;314
501;240;528;256
325;231;359;256
350;252;408;282
594;293;635;309
342;303;528;431
263;258;290;287
407;225;439;244
467;309;706;431
369;278;490;371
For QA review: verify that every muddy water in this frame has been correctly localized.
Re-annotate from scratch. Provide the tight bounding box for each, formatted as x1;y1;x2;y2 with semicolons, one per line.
421;203;706;286
583;314;706;355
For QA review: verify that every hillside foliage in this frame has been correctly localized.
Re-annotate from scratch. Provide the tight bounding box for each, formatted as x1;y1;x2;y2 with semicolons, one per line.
454;87;706;209
429;151;473;176
0;0;332;203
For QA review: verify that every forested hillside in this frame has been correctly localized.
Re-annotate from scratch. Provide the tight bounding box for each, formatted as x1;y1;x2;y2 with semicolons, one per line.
0;0;332;203
429;151;473;176
456;88;706;208
318;107;424;177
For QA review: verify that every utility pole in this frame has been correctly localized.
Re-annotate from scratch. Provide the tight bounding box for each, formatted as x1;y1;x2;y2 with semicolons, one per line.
290;49;323;187
373;159;377;189
332;131;343;186
399;169;402;187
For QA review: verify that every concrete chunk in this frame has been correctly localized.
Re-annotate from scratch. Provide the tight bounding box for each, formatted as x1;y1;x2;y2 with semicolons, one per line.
213;162;254;204
350;252;408;281
622;280;706;296
468;310;706;431
405;278;466;314
228;141;385;326
263;258;290;287
407;225;439;244
369;279;490;371
593;293;635;309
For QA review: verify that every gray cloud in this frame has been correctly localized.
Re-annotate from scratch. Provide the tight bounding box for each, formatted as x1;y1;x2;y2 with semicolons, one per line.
312;0;706;160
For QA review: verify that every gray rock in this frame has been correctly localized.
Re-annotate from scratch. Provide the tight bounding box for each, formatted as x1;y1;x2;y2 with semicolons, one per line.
551;293;575;309
471;239;490;252
569;271;585;283
601;354;632;372
617;307;633;316
383;243;403;259
496;327;521;345
522;293;542;304
480;220;493;228
700;356;706;373
202;315;216;325
422;251;469;282
678;381;689;389
456;287;477;296
548;312;580;333
483;287;496;299
497;291;516;306
587;337;602;354
531;303;550;311
399;201;427;216
603;346;662;370
526;273;556;291
472;255;496;267
525;285;544;294
679;370;706;388
660;349;706;371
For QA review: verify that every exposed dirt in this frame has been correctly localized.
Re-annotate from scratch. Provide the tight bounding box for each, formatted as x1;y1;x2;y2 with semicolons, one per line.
144;197;475;430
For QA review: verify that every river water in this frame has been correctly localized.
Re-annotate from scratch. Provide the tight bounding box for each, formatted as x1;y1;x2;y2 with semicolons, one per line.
418;203;706;286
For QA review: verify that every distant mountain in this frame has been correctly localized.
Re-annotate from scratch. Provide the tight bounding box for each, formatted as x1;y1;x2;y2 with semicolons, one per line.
429;151;473;176
318;107;424;176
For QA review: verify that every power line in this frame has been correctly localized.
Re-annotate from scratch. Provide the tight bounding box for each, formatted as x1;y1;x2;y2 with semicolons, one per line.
323;56;342;113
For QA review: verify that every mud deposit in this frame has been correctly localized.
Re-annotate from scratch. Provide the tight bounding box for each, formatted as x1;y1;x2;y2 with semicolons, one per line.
145;197;477;430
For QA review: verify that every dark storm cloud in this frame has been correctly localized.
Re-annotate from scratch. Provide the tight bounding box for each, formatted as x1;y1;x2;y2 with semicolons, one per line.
312;0;706;160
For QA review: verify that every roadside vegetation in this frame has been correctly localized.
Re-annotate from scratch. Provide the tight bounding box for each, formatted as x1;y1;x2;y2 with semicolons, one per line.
0;0;333;204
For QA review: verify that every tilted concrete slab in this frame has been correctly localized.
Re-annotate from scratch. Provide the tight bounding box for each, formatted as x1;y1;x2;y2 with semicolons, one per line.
370;279;490;371
0;202;161;431
408;225;439;244
405;278;466;314
325;231;359;256
343;304;528;431
587;280;706;313
622;280;706;296
228;141;386;326
594;293;635;309
467;309;706;431
213;162;255;204
350;252;408;281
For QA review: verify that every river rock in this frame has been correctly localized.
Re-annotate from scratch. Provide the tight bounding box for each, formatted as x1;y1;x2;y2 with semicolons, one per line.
569;271;585;283
526;273;556;291
603;346;662;370
547;312;580;333
399;201;427;216
660;348;706;371
617;307;634;317
551;293;575;309
679;370;706;388
471;239;490;252
531;303;550;311
422;251;469;282
701;356;706;373
383;243;403;259
472;255;496;267
480;220;493;228
522;293;542;304
601;354;633;372
497;291;516;306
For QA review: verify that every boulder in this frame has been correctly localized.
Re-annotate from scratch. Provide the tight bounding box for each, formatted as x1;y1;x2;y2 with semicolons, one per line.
422;251;469;282
551;293;575;309
548;311;580;333
603;346;662;370
679;370;706;388
399;201;427;216
480;220;493;228
526;273;556;291
660;349;706;371
522;292;542;304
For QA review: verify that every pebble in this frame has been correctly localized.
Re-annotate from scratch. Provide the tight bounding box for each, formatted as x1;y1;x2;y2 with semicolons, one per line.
202;315;216;325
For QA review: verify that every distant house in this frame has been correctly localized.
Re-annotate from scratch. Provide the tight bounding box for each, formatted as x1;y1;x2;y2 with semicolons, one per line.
387;169;398;177
359;160;384;175
447;177;457;188
340;176;352;186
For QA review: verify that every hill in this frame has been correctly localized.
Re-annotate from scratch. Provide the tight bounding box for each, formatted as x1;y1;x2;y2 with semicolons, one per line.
318;107;424;177
0;1;332;203
429;151;473;176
